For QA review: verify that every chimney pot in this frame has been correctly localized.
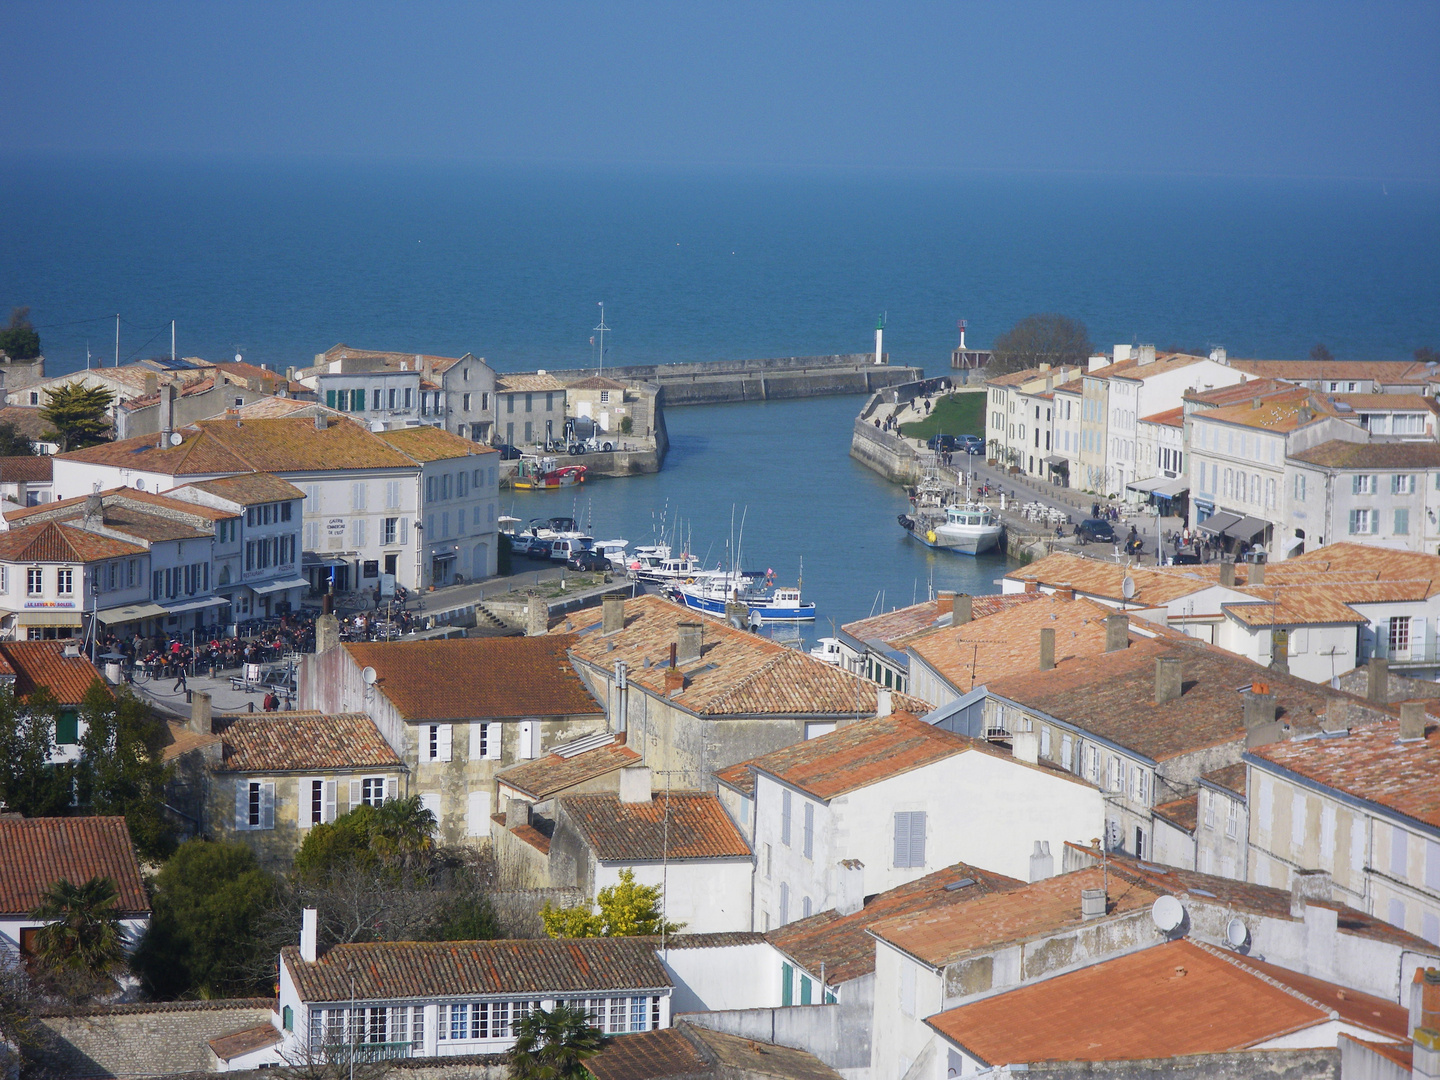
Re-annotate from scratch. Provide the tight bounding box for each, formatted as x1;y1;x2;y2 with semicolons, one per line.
875;687;893;718
1039;627;1055;671
1218;558;1236;588
953;594;973;625
1104;613;1129;652
315;413;328;431
602;592;625;635
1081;887;1107;920
1155;657;1182;705
835;859;866;916
506;799;531;827
676;621;703;665
1250;560;1265;585
1054;583;1074;601
1400;700;1427;741
1244;687;1280;747
936;590;956;617
1028;840;1054;883
619;764;652;804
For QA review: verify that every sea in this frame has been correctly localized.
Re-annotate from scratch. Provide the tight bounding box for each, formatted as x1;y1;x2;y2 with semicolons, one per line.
2;159;1437;641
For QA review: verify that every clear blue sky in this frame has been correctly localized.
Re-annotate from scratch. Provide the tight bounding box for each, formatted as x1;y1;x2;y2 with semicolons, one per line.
3;1;1437;180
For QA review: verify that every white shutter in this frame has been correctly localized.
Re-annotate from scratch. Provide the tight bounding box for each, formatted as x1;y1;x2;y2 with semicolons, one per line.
399;518;409;546
260;783;276;830
385;777;398;802
300;778;317;827
420;792;441;826
438;724;453;762
324;781;338;823
235;779;249;831
353;483;366;510
485;723;502;760
350;779;363;811
893;812;910;868
909;812;926;868
518;721;538;760
467;791;492;837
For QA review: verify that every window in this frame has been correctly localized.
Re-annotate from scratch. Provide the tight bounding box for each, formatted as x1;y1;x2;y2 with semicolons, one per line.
1085;744;1098;782
1390;616;1411;653
463;393;471;411
1226;799;1240;839
427;724;453;762
476;722;502;760
1396;509;1411;535
1293;473;1306;501
1349;509;1376;535
780;789;791;846
803;802;814;860
1353;474;1377;495
371;388;381;410
26;567;41;596
1203;790;1216;829
355;776;391;808
1061;733;1073;771
545;392;554;411
525;392;533;412
438;1000;543;1041
404;387;413;409
304;778;336;825
893;810;926;868
56;568;73;596
388;387;397;409
55;710;78;745
384;517;398;545
1393;474;1417;495
238;780;275;830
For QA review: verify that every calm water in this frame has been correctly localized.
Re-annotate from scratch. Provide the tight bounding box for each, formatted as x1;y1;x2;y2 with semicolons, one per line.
3;160;1437;634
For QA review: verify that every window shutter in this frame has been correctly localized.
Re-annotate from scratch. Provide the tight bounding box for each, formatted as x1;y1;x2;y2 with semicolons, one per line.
909;812;926;868
467;791;492;836
781;790;791;846
803;803;814;859
234;780;249;831
420;792;442;826
350;779;362;810
399;518;409;546
261;783;276;830
485;722;502;760
324;781;338;823
893;812;910;868
438;724;453;762
300;778;317;827
385;777;398;802
518;721;538;760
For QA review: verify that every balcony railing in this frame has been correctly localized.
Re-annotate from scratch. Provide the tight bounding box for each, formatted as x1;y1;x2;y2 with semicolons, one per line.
1360;637;1440;667
314;1041;414;1063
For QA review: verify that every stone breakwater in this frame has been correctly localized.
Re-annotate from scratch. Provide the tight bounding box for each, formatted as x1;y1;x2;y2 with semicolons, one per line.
545;354;923;406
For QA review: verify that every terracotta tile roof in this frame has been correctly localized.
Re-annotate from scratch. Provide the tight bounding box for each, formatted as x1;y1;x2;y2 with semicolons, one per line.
0;520;146;562
207;1023;282;1062
1334;393;1439;412
1227;358;1432;385
1004;553;1216;607
568;376;628;391
372;425;496;462
1291;439;1440;469
1198;387;1342;433
1083;354;1209;383
739;713;969;800
925;940;1367;1064
344;637;602;721
1202;762;1247;796
1222;592;1366;627
6;485;232;528
212;712;402;773
1138;406;1185;427
1247;717;1440;830
0;817;148;915
587;1027;708;1080
559;792;751;861
767;862;1025;985
1153;795;1197;833
840;594;1040;649
0;641;108;705
1129;544;1440;603
985;635;1358;763
162;720;223;762
909;594;1136;694
684;1025;843;1080
496;373;567;393
0;455;51;483
173;472;305;506
491;814;552;854
84;504;213;542
985;365;1079;388
0;407;53;441
564;595;929;718
869;865;1161;967
317;345;469;374
282;938;671;1002
497;736;641;800
206;397;339;421
1340;1035;1412;1071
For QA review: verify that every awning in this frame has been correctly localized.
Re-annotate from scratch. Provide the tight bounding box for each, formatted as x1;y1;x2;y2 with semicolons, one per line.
249;576;310;596
1044;455;1069;468
164;596;229;615
12;610;83;627
94;602;168;625
431;552;456;563
1151;478;1190;498
1125;476;1168;494
1230;516;1270;541
1198;511;1242;536
303;555;350;568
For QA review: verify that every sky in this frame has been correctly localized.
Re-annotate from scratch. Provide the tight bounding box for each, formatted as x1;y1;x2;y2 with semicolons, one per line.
2;2;1438;180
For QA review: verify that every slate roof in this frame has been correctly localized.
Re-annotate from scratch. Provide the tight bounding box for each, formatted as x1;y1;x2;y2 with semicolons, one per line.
0;641;108;704
1290;440;1440;468
0;455;52;483
373;426;496;462
559;792;751;861
0;520;146;562
344;637;602;721
564;595;929;718
587;1028;708;1080
984;634;1362;763
1246;717;1440;830
767;863;1025;986
212;712;402;773
497;736;641;800
0;817;149;915
282;938;671;1002
925;939;1402;1065
174;472;305;506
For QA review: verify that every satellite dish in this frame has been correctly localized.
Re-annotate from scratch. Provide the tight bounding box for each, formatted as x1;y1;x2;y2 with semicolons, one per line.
369;420;385;433
1151;895;1184;933
361;666;378;686
1226;917;1249;948
1121;575;1136;600
169;432;183;446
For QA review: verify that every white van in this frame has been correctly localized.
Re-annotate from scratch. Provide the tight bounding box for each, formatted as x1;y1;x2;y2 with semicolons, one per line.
549;536;596;561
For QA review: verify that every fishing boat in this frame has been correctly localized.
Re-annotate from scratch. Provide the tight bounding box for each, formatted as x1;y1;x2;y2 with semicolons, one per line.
899;500;1004;555
670;578;816;622
809;637;843;664
512;458;586;490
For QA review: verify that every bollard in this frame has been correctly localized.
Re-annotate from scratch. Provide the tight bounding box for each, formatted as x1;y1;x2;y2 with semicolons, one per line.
186;690;193;703
248;700;255;712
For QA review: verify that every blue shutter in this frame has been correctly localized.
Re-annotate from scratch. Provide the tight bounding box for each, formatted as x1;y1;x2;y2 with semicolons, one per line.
781;963;793;1006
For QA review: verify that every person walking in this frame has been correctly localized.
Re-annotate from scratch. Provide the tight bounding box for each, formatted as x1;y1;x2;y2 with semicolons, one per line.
172;664;187;693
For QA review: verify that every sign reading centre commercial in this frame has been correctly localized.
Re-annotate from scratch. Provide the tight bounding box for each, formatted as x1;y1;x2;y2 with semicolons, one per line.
24;600;77;609
327;518;345;536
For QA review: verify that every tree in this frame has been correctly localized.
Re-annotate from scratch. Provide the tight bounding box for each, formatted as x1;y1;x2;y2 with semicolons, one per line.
38;382;114;452
988;314;1093;375
1310;343;1334;363
28;876;126;1002
132;839;277;999
0;308;41;361
1416;347;1438;364
542;869;682;938
0;422;34;457
508;1003;606;1080
0;686;73;817
0;950;42;1075
75;682;175;858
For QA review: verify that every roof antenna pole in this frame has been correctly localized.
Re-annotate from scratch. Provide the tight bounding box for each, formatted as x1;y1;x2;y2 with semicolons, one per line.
594;303;609;379
114;314;120;367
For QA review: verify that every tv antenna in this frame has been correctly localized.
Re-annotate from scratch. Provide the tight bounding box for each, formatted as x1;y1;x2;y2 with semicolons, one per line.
593;303;609;378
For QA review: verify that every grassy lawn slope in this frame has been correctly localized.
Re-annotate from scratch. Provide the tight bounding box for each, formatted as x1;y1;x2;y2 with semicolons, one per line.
899;392;984;441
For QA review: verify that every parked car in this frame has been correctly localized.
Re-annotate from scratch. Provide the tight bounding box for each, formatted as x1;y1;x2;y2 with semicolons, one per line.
958;434;984;454
493;443;523;460
1076;518;1116;545
567;549;611;572
523;536;553;558
927;434;961;452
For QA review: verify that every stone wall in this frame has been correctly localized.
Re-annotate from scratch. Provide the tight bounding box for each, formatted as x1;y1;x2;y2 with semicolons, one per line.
34;999;274;1078
1019;1049;1339;1080
548;356;922;407
849;420;924;485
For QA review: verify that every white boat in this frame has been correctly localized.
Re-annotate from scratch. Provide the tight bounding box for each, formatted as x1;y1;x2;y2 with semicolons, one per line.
671;579;815;622
591;539;629;569
900;501;1004;556
809;637;843;664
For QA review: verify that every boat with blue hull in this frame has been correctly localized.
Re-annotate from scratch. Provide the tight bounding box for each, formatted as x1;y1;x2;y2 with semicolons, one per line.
670;581;816;622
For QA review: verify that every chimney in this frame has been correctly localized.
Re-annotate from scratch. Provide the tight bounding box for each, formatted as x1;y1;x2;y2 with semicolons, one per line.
1367;656;1389;704
1411;970;1440;1080
1154;657;1182;705
724;601;750;629
1244;684;1281;747
1289;868;1333;917
525;596;548;636
506;799;531;827
1250;560;1265;586
876;687;893;718
835;859;865;916
1081;887;1107;920
300;908;318;963
1023;579;1039;594
676;622;703;665
1218;558;1236;588
1105;613;1129;652
188;691;213;735
314;413;328;431
664;666;685;696
936;590;956;617
602;592;625;635
618;764;652;804
1013;727;1039;764
1054;583;1074;601
1252;397;1263;411
1209;347;1227;365
1138;344;1157;366
1400;700;1428;741
1028;841;1054;883
158;384;175;441
314;610;340;655
953;595;973;625
1039;627;1055;671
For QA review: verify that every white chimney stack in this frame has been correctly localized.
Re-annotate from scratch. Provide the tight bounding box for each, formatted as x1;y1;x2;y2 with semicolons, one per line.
300;908;318;962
